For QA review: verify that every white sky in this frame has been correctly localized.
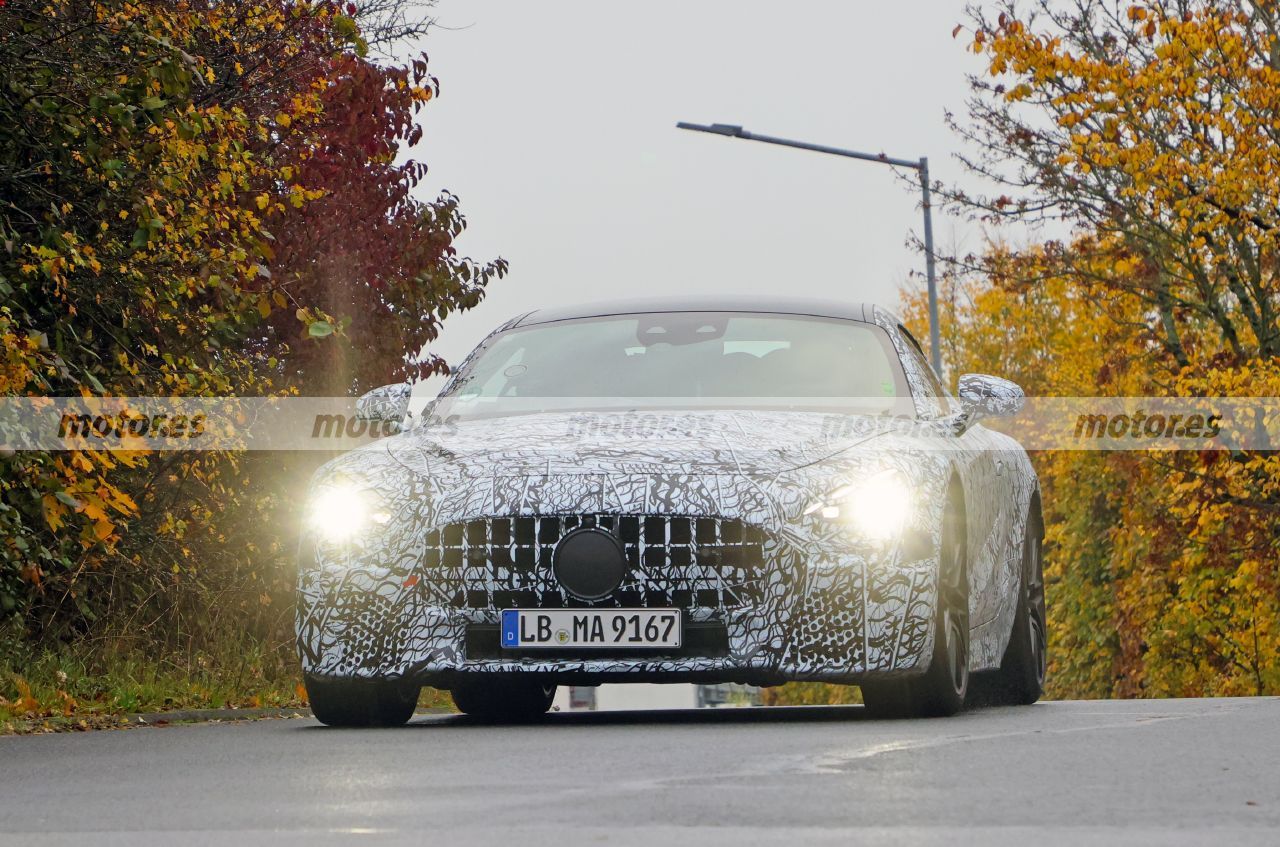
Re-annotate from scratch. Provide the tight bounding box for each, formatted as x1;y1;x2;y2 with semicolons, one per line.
406;0;987;368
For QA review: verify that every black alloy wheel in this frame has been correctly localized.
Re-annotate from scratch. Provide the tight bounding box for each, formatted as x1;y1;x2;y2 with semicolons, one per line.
861;494;970;718
451;678;557;722
305;676;420;727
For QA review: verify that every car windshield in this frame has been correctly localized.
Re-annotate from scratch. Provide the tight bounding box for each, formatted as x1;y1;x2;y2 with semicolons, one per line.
434;312;911;418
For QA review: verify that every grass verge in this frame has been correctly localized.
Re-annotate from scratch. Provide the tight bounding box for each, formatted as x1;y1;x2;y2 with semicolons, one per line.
0;624;451;734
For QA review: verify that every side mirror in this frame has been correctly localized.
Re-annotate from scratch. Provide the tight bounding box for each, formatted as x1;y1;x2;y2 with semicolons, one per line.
356;382;411;425
957;373;1025;419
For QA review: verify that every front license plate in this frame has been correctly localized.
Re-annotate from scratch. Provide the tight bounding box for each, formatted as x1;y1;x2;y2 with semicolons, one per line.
500;609;682;649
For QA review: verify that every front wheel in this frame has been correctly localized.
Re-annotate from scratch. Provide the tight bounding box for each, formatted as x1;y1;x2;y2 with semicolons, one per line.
451;678;556;722
305;676;420;727
861;496;969;718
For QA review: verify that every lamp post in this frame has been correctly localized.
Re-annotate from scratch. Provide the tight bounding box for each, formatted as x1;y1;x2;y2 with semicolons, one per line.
675;121;942;375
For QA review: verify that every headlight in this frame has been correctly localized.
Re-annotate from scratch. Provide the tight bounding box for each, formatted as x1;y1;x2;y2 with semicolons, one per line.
308;484;390;544
806;470;913;541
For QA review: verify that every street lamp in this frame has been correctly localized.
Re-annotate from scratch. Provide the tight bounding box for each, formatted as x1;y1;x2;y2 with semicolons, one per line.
675;121;942;375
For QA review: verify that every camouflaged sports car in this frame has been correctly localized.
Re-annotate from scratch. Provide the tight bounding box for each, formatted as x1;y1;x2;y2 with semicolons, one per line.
296;297;1046;725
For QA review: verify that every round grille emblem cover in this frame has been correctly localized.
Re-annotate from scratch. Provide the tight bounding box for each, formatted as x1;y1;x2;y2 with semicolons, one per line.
552;527;627;600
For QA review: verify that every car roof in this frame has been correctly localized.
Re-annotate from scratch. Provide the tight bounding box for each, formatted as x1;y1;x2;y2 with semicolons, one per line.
511;296;897;327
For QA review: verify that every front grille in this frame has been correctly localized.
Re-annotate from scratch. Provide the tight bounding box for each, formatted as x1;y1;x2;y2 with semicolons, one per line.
417;514;770;612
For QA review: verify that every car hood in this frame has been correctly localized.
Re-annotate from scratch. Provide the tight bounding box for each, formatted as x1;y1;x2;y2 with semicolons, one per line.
379;409;901;479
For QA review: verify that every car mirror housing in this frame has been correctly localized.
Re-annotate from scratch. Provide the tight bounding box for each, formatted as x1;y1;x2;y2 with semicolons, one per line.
355;382;412;426
957;373;1026;419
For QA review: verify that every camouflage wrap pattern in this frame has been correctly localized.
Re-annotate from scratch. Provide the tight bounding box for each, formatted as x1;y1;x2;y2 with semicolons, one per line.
297;306;1038;685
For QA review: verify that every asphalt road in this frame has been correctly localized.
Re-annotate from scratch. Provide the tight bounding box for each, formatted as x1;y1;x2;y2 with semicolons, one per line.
2;697;1277;846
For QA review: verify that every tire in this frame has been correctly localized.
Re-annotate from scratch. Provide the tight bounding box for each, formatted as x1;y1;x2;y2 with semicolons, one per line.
982;512;1047;705
305;676;420;727
861;494;969;718
451;678;556;722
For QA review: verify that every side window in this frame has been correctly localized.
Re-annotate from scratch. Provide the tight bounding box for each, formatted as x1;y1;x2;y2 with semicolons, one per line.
896;326;949;418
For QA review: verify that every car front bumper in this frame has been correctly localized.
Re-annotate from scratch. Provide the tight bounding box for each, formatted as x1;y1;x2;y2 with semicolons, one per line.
296;513;940;686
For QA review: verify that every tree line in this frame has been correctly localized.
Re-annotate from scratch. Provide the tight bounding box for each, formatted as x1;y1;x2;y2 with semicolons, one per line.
906;0;1279;697
0;0;504;689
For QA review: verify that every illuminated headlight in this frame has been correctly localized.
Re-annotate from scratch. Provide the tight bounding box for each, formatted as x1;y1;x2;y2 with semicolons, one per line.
806;470;913;541
308;484;391;544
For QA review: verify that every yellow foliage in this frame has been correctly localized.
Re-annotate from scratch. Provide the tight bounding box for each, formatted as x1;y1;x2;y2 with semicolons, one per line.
901;244;1279;698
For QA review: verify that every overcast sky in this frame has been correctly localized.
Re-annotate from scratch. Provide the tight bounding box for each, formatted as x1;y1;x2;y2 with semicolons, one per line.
406;0;987;368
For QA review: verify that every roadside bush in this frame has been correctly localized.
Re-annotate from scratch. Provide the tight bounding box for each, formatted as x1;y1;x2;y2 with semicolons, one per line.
0;0;503;718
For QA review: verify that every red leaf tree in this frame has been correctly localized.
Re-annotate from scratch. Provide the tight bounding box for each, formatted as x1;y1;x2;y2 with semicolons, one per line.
243;23;506;393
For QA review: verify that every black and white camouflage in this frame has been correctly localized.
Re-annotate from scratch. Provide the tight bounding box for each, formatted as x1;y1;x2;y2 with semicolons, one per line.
296;301;1039;688
957;372;1028;418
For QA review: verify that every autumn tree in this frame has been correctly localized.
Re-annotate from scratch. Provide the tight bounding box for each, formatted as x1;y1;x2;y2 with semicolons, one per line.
265;52;507;393
913;0;1280;697
954;0;1280;366
0;0;503;661
1;0;327;627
